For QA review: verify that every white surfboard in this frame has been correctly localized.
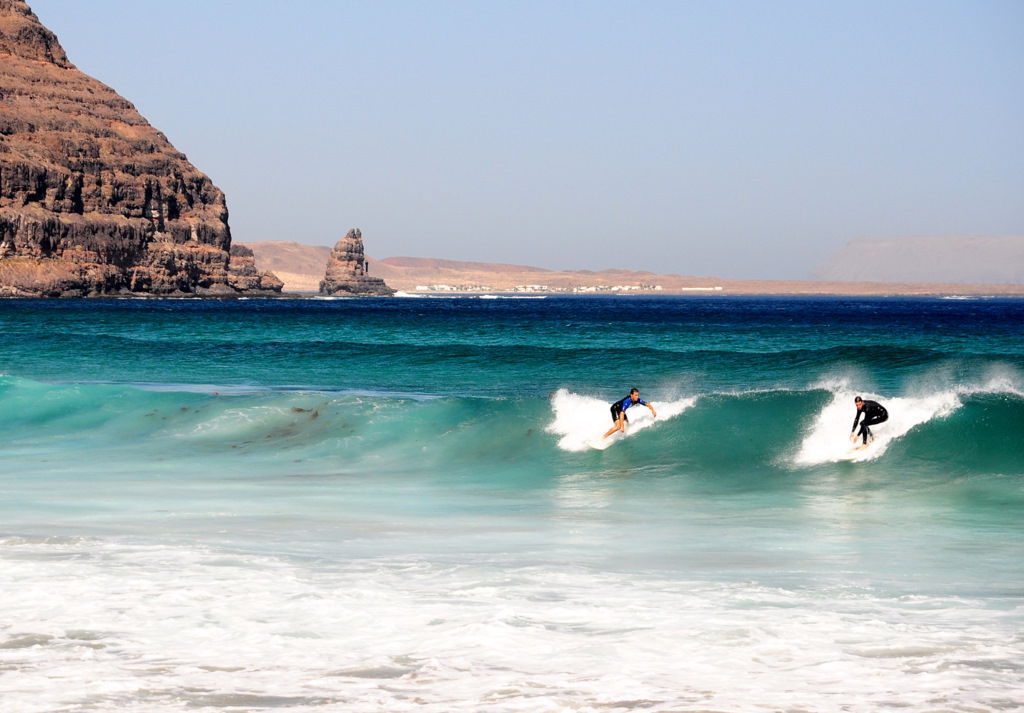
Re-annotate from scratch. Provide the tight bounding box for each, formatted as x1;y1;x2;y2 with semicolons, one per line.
838;441;877;461
585;432;622;450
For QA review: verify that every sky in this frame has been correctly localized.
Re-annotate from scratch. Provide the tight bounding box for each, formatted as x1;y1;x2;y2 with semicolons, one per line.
28;0;1024;279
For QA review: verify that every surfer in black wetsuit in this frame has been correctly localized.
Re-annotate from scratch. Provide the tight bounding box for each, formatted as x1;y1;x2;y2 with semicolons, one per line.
603;388;657;439
850;396;888;448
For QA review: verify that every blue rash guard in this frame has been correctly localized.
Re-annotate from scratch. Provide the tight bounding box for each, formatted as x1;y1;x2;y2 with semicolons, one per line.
619;396;647;411
610;395;647;422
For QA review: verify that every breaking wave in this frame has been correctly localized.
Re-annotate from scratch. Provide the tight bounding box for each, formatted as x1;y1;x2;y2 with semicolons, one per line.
3;373;1022;478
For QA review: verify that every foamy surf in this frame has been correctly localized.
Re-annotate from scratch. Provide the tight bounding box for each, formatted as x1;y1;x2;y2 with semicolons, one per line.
795;389;961;465
547;388;695;451
4;537;1021;713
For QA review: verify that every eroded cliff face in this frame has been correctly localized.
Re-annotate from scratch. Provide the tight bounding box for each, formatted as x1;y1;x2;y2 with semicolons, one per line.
228;244;284;293
319;229;395;296
0;0;280;296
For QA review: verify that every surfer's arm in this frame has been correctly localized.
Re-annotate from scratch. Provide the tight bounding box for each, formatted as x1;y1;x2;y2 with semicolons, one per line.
647;403;656;418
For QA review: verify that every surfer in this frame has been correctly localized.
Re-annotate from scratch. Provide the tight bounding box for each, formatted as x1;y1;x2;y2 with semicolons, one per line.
603;388;656;439
850;396;888;448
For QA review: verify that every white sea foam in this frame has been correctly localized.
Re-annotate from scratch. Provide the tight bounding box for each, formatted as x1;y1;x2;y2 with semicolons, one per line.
794;370;1024;465
546;388;695;451
794;389;960;464
475;294;547;299
1;538;1021;713
961;364;1024;398
393;293;549;300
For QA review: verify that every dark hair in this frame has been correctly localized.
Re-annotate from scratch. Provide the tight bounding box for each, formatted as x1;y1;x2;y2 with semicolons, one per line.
630;388;639;395
854;396;863;402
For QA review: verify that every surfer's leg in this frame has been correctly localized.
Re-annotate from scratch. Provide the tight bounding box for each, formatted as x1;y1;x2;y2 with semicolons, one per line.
861;415;885;443
603;408;624;439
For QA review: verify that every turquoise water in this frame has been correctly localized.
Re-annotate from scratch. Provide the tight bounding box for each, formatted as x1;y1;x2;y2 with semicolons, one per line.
1;296;1022;712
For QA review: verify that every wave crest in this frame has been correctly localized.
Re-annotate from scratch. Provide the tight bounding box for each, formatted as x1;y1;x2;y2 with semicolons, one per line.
794;372;1022;465
546;388;696;452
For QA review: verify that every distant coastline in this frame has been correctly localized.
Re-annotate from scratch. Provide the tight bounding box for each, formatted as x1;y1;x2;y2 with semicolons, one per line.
241;241;1024;298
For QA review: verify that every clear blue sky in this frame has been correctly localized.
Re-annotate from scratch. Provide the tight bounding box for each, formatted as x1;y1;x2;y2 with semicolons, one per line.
29;0;1024;278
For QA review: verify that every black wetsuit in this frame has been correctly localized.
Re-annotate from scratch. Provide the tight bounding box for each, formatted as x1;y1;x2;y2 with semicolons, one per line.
610;395;648;423
852;400;888;444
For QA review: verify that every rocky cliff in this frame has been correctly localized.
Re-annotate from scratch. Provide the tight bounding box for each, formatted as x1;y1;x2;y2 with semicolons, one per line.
236;241;330;293
227;244;284;293
319;229;394;296
0;0;280;296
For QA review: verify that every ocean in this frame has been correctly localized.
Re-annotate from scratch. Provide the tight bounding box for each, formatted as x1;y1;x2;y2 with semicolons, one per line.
1;295;1022;713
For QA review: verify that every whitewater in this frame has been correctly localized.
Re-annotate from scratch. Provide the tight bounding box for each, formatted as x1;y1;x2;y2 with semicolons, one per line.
1;296;1022;713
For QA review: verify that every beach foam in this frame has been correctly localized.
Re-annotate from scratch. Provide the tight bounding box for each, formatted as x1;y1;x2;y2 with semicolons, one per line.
2;536;1021;713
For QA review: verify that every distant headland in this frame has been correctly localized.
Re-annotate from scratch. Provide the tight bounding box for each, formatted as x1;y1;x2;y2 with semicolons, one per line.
242;240;1024;297
0;1;281;297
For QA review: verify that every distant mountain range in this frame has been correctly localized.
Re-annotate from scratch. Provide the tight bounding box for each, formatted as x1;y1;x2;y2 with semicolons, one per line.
812;236;1023;284
241;240;1024;296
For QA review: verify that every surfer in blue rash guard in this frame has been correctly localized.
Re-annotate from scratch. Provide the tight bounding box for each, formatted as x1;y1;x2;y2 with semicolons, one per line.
850;396;888;448
603;388;657;439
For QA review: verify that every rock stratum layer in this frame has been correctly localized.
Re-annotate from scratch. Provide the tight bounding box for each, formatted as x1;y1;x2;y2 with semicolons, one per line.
227;244;283;293
319;229;394;296
0;0;280;296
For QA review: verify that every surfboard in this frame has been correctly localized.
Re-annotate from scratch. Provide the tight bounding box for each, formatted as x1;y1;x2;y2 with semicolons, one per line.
838;442;875;461
585;432;622;450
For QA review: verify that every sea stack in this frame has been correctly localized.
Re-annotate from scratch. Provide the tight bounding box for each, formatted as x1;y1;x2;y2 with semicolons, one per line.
319;229;395;296
0;0;281;296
